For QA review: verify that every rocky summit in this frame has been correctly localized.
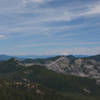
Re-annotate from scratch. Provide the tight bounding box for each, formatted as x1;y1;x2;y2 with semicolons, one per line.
46;56;100;79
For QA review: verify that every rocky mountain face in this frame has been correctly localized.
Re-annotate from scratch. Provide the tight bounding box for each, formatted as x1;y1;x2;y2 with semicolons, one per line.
46;56;100;79
6;55;100;79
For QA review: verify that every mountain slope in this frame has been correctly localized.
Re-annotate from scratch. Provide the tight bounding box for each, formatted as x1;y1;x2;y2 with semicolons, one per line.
0;58;25;73
0;80;66;100
3;63;99;95
4;64;100;100
46;56;100;78
0;58;100;100
86;55;100;62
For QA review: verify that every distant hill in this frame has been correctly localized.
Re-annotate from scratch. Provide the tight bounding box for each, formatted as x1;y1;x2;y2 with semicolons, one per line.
0;55;56;61
0;55;12;61
23;55;61;64
86;55;100;62
0;54;99;62
0;55;24;61
22;55;76;64
75;55;89;58
0;58;25;73
16;55;55;59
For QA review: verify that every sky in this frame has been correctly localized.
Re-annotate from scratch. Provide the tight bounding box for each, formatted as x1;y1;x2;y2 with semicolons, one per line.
0;0;100;55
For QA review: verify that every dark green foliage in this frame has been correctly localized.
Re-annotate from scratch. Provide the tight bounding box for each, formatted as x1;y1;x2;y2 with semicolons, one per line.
0;55;12;61
0;58;24;73
86;55;100;62
8;65;100;94
0;80;66;100
0;58;100;100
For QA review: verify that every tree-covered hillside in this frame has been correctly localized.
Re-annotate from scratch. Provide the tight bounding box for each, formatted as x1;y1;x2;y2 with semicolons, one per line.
0;80;67;100
0;58;100;100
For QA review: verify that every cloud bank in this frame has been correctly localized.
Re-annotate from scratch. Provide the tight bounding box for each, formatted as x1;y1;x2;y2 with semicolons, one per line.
0;0;100;55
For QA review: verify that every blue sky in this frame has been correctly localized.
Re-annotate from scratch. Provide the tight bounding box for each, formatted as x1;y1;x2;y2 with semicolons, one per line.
0;0;100;55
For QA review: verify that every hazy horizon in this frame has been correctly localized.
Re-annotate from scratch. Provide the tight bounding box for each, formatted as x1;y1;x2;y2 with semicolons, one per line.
0;53;99;56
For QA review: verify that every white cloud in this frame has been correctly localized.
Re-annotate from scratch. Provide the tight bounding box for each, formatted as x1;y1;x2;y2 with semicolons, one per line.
84;1;100;16
0;34;7;39
15;0;100;29
30;0;47;3
0;34;4;38
23;0;52;5
0;0;100;25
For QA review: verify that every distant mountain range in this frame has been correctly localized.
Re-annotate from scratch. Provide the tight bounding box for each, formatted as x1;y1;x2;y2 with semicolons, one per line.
0;55;12;61
0;54;90;61
0;54;100;79
0;55;56;61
